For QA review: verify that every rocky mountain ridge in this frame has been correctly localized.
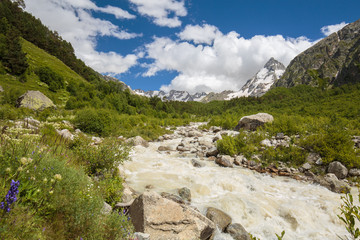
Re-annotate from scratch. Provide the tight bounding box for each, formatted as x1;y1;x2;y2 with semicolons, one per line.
275;18;360;88
134;89;207;102
134;57;285;102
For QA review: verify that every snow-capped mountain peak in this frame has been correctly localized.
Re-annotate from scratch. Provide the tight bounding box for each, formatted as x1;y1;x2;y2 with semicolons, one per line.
227;57;285;99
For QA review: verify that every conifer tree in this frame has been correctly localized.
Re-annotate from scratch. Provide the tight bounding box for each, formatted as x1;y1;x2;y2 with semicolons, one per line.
3;26;28;75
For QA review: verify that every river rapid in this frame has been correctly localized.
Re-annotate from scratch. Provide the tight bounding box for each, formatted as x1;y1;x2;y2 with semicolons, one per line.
121;123;353;240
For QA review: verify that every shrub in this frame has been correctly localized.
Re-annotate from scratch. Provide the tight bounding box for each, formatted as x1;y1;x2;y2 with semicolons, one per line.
36;66;65;92
72;136;129;176
73;108;117;136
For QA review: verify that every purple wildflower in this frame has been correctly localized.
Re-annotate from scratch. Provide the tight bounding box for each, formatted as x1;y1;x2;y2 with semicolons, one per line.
0;180;20;212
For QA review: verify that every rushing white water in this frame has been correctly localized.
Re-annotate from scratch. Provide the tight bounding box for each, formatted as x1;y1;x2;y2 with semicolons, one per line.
122;123;354;240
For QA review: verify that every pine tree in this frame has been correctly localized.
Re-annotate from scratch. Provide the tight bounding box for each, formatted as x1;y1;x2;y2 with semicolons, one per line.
3;26;28;75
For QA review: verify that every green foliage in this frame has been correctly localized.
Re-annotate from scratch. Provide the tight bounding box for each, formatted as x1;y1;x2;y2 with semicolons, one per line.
73;108;117;136
217;130;264;158
338;192;360;240
0;124;134;240
36;66;64;92
300;124;359;168
72;136;129;176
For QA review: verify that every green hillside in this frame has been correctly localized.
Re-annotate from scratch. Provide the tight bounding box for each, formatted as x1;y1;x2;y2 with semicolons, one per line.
0;39;89;107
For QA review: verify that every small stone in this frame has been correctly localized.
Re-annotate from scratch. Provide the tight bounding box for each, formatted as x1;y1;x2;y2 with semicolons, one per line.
178;187;191;202
349;168;360;177
134;232;150;240
275;133;285;140
191;159;205;168
302;162;312;171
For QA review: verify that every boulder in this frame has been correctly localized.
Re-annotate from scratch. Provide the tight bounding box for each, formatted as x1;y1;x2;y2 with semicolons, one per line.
206;148;219;157
327;161;348;179
158;146;173;151
234;155;247;166
178;187;191;202
206;207;232;232
302;162;312;171
307;152;322;164
234;113;274;131
349;168;360;177
191;159;205;168
126;136;149;148
323;173;350;193
57;129;74;140
16;90;55;111
129;191;215;240
225;223;251;240
215;155;234;168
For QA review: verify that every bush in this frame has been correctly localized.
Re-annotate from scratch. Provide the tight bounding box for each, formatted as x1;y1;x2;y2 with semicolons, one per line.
72;136;129;176
36;66;64;92
73;108;117;136
300;125;359;167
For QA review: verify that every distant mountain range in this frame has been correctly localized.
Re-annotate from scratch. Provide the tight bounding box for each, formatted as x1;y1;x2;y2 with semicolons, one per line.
134;57;285;102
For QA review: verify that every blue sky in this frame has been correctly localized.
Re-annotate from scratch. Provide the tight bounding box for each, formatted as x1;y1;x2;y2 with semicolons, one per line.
24;0;360;93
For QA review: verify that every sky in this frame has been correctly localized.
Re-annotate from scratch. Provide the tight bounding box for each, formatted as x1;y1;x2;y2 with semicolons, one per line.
23;0;360;93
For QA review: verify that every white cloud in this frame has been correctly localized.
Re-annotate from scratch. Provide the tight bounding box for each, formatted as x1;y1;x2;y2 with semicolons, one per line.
129;0;187;27
24;0;140;74
321;21;348;36
178;24;221;45
144;24;315;93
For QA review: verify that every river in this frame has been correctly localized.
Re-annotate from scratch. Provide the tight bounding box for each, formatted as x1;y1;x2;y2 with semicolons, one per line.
122;123;352;240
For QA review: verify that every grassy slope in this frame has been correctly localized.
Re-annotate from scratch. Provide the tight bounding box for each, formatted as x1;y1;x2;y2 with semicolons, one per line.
0;39;88;107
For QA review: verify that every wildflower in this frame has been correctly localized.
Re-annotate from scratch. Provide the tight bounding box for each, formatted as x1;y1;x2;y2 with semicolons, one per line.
50;179;55;183
17;167;23;172
49;190;53;195
5;168;11;172
20;157;27;165
54;174;62;181
0;180;20;212
30;176;35;181
43;178;48;183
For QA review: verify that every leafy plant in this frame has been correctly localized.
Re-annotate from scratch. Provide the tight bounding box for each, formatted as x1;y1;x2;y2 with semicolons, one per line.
338;192;360;240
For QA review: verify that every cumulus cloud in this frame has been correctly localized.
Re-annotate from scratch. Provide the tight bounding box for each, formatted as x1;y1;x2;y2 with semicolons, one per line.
24;0;140;74
177;24;221;45
144;24;315;93
321;21;348;36
129;0;187;27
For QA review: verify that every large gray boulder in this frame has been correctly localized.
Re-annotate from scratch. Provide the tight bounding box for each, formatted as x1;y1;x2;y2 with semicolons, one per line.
129;191;215;240
16;90;55;111
327;161;348;179
322;173;350;194
206;207;232;232
235;113;274;131
225;223;251;240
